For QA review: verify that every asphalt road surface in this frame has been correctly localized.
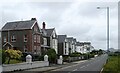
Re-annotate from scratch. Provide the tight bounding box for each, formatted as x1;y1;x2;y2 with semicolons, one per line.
48;54;108;73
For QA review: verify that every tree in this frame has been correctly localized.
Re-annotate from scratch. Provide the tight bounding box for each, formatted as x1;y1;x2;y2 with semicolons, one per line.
98;49;103;55
5;49;22;64
46;49;57;63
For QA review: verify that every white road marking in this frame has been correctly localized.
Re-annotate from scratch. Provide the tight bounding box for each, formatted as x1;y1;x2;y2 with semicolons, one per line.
80;65;86;68
68;72;71;73
52;60;87;71
72;69;77;71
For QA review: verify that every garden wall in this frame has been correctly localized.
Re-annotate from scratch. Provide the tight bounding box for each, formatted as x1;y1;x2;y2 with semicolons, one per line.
2;61;49;72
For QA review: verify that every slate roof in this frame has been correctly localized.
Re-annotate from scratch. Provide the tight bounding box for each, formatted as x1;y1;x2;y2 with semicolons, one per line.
45;28;54;37
76;42;83;46
58;35;67;43
67;37;73;42
73;38;76;43
2;19;36;31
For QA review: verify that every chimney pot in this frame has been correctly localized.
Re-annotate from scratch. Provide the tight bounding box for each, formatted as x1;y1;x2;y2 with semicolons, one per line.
31;18;36;20
43;22;46;29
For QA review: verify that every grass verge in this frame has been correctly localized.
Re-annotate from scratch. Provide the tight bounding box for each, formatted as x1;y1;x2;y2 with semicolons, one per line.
102;55;120;73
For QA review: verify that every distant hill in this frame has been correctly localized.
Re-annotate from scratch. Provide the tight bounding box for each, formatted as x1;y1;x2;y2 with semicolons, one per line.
109;48;118;52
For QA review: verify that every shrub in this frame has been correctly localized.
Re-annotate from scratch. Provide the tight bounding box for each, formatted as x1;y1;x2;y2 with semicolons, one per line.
70;52;81;57
46;49;57;63
5;49;22;64
63;56;69;62
2;50;6;64
39;55;44;61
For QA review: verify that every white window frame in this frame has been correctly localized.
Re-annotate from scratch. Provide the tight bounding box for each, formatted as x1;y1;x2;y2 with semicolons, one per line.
37;35;40;43
11;35;16;42
34;46;37;54
34;35;36;42
24;35;27;42
24;45;27;52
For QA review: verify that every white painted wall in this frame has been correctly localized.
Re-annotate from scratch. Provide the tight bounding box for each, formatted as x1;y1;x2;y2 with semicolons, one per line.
63;39;69;55
3;61;49;72
52;39;58;54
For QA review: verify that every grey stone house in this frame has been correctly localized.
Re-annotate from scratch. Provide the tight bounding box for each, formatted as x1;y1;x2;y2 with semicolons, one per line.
41;22;49;55
41;22;58;54
2;18;41;55
58;35;69;56
45;28;58;54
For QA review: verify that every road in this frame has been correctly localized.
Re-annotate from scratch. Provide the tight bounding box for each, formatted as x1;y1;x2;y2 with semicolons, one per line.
47;54;108;73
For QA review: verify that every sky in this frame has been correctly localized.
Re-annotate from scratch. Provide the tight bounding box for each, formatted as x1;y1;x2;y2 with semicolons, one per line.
0;0;119;50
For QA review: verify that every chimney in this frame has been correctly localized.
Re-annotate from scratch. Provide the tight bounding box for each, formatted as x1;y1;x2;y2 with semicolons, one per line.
42;22;46;29
31;18;36;20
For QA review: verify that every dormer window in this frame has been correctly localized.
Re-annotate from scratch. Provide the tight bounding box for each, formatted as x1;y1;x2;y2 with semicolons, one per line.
11;35;16;42
4;37;7;42
24;35;27;42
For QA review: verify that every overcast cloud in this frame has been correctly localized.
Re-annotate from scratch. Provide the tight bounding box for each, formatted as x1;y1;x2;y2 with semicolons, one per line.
0;0;119;50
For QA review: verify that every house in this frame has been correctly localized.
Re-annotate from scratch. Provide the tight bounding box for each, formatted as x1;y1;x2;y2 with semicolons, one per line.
41;22;49;55
76;42;84;53
2;18;41;55
66;37;74;54
73;38;77;52
41;22;58;54
83;42;91;53
76;42;93;54
58;35;69;56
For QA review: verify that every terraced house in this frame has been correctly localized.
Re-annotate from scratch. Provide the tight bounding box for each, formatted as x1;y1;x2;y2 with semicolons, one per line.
41;22;58;54
58;35;69;56
2;18;41;55
76;42;94;54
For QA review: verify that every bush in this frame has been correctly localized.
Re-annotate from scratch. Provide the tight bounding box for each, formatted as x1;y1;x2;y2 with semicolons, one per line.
2;50;6;64
5;49;22;64
39;55;44;61
63;56;69;62
70;52;81;57
46;49;57;63
89;54;95;58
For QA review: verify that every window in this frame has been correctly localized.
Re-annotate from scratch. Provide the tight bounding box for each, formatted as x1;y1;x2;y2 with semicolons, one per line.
4;37;7;42
37;35;40;43
65;42;67;48
44;38;47;45
24;45;27;52
24;35;27;42
34;35;36;42
65;49;66;54
34;46;37;54
11;35;16;42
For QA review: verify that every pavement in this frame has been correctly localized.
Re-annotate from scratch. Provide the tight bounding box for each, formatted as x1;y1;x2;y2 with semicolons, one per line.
6;54;107;73
11;60;87;73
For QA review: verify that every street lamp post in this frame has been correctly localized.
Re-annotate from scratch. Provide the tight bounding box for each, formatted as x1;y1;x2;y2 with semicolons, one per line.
97;7;110;54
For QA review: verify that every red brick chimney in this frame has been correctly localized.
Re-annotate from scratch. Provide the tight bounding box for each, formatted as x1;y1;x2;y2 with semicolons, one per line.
42;22;46;29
